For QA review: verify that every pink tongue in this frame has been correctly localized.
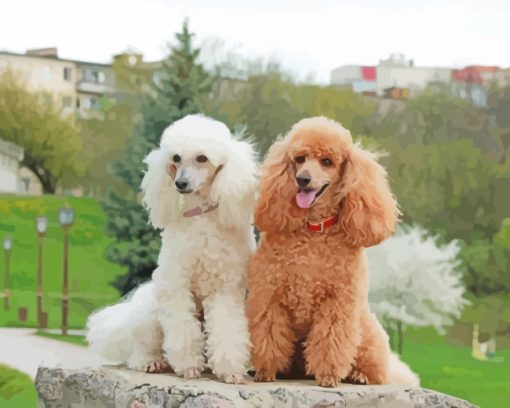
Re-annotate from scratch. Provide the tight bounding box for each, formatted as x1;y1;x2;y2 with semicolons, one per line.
296;190;317;209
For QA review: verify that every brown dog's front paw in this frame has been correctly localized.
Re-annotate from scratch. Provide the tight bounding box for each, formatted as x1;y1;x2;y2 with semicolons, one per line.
346;370;369;385
317;375;339;388
254;370;276;382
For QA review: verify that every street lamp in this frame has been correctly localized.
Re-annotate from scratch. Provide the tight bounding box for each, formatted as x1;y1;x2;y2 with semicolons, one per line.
36;216;47;329
3;236;12;311
59;206;74;335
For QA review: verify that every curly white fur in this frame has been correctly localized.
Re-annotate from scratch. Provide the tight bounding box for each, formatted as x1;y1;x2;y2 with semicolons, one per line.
86;114;258;381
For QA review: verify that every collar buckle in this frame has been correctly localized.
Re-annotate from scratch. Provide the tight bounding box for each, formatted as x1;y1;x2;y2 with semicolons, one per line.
306;214;339;233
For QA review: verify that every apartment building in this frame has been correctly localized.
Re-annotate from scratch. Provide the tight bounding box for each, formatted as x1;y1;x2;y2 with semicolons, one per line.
0;48;77;114
451;66;501;107
0;47;158;194
0;48;146;117
331;53;452;98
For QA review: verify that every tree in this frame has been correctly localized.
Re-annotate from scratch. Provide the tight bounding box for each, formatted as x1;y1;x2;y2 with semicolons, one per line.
0;71;83;193
367;225;468;354
77;98;137;197
103;20;213;294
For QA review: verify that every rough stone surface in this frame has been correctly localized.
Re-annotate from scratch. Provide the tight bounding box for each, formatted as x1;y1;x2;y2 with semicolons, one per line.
35;366;478;408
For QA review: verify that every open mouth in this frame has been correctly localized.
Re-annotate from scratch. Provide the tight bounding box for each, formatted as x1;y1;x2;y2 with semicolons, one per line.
295;183;330;209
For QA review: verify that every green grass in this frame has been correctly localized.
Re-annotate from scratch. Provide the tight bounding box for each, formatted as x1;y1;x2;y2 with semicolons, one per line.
0;195;124;329
400;328;510;408
0;365;37;407
35;330;88;346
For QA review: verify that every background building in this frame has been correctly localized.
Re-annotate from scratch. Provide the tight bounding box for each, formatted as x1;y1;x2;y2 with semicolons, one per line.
0;48;76;114
451;66;501;107
0;48;160;195
0;138;24;193
331;53;452;99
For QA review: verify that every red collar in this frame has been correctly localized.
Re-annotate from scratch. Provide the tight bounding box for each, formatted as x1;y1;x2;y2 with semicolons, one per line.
306;214;339;232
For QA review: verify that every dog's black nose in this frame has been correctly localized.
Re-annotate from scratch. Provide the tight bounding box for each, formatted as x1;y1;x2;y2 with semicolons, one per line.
175;180;189;190
296;172;311;188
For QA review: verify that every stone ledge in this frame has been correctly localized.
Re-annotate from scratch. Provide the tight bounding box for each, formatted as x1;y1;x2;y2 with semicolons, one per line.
35;366;477;408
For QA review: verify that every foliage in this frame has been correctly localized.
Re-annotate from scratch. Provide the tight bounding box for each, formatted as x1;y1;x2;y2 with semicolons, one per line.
208;73;374;156
77;100;137;197
0;364;37;407
0;71;83;193
367;225;468;352
369;91;510;302
103;20;213;294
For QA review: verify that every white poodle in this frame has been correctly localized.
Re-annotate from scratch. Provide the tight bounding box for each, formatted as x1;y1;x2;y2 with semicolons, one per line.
86;114;259;384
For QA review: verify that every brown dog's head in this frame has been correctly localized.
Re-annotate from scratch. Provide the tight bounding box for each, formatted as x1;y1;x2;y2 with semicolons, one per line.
255;117;399;247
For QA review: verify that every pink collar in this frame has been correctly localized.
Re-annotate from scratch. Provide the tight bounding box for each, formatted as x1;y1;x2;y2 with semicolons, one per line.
183;202;219;218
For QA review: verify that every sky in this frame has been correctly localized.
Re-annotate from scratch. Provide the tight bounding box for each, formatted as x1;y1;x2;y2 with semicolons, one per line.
1;0;509;83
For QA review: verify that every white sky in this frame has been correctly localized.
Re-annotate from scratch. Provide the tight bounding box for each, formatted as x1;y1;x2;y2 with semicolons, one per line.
1;0;509;82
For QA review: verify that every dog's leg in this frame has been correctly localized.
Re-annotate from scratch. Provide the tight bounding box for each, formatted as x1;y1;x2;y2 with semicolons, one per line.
156;288;205;378
128;322;172;374
203;290;250;384
347;312;389;385
248;299;296;382
304;295;362;388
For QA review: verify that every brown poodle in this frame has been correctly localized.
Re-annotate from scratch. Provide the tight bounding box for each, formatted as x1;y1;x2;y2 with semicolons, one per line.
247;117;417;388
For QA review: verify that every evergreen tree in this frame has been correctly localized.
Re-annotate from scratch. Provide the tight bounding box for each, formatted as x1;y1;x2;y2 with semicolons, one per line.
103;20;213;294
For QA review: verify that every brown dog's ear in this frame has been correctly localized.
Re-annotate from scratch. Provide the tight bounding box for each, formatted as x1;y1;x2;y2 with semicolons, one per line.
255;137;305;233
340;143;399;247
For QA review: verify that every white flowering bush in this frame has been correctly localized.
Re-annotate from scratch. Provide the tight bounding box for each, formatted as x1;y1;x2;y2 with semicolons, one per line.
367;225;468;352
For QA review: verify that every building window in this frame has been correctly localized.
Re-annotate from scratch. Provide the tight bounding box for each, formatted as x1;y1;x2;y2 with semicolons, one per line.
63;67;72;81
84;68;106;84
84;68;95;82
82;97;98;109
22;177;30;192
41;66;52;81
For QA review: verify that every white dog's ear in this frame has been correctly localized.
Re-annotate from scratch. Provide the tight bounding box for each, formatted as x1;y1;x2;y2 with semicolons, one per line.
141;147;181;229
210;139;259;229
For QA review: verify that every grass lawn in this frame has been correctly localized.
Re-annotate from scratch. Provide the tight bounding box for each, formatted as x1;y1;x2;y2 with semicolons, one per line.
35;330;88;346
0;195;124;329
0;364;37;407
400;328;510;408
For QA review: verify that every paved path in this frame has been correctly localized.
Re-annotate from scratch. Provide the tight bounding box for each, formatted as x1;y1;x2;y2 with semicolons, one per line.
0;328;105;379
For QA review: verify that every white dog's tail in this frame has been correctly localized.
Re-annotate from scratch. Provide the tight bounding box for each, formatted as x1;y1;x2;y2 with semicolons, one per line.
86;282;155;363
387;351;420;387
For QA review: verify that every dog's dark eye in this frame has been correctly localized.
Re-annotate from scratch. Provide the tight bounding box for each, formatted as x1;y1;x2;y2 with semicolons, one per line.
173;154;181;163
295;156;306;164
196;155;208;163
321;158;333;167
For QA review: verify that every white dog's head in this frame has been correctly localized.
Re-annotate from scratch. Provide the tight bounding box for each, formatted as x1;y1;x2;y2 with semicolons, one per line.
141;114;259;229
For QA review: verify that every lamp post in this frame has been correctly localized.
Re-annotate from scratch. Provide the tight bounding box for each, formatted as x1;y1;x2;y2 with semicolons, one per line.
3;236;12;310
59;206;74;335
36;216;47;329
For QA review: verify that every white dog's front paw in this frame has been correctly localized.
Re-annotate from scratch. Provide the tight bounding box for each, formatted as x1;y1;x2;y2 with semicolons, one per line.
183;367;202;379
143;359;173;374
218;373;247;384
